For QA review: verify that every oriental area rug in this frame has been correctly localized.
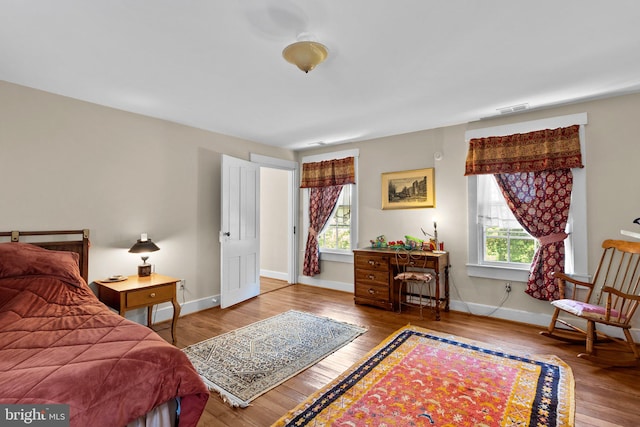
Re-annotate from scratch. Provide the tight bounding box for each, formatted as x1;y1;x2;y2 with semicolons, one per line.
182;310;367;407
273;325;575;427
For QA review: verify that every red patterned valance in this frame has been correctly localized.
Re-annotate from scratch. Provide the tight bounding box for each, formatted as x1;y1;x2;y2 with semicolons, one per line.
465;125;583;176
300;157;356;188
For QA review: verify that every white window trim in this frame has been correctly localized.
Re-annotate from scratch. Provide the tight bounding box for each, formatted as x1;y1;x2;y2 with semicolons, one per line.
466;113;590;283
301;149;359;264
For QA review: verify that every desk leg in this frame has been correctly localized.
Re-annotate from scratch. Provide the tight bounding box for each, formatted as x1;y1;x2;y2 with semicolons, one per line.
434;271;441;321
170;297;181;345
147;306;153;328
444;264;450;312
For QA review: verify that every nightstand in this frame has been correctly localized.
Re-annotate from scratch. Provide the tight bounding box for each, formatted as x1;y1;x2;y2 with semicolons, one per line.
96;274;181;345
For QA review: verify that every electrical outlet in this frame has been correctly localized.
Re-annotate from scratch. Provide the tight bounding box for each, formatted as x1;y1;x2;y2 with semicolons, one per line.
505;282;512;293
179;280;185;290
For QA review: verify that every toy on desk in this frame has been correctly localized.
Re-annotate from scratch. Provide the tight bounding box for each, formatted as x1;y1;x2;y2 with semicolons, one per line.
370;235;388;248
421;222;446;253
421;240;437;250
403;235;423;249
387;240;405;249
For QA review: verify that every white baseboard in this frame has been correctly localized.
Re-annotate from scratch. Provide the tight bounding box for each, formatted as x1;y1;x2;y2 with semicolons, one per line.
295;277;640;341
450;299;639;341
260;269;289;281
449;299;551;327
125;294;220;325
296;275;354;293
126;280;640;342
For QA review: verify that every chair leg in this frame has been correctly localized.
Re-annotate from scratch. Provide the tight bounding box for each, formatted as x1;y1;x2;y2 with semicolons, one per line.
578;324;639;367
585;320;595;356
539;308;561;338
547;308;560;334
418;282;424;320
623;329;640;361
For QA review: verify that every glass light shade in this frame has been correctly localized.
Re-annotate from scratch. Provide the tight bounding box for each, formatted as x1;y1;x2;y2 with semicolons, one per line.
282;41;328;73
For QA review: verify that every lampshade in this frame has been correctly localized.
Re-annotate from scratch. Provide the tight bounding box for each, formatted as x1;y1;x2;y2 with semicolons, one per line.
282;41;328;73
128;239;160;254
128;234;160;277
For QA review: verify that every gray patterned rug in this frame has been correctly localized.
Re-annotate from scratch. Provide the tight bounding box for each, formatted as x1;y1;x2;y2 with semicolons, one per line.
182;310;367;407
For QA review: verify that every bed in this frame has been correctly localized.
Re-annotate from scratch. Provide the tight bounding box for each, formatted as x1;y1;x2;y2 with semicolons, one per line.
0;230;209;427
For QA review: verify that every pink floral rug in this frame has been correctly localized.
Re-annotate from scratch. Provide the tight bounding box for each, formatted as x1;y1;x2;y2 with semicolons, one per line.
273;325;574;426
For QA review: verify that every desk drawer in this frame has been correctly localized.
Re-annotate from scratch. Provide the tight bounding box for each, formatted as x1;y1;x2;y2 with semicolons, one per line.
355;283;390;302
355;268;389;286
127;285;174;307
355;254;389;271
394;257;437;270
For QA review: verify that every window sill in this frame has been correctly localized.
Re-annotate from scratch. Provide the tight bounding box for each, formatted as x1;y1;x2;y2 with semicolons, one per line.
467;263;591;284
466;263;530;282
320;251;353;263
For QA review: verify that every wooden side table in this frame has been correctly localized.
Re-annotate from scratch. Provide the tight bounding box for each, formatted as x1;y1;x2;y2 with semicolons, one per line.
96;273;181;344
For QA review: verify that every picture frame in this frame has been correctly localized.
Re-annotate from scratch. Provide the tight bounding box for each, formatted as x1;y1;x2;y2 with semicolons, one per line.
381;167;435;210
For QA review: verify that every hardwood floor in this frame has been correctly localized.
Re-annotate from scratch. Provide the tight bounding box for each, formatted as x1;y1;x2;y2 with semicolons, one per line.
152;285;640;427
259;277;291;294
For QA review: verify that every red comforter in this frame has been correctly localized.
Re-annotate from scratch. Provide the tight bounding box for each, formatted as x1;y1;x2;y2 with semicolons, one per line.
0;243;208;427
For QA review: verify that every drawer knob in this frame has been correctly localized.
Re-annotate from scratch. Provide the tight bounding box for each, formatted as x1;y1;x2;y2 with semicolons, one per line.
368;288;375;295
368;260;375;266
368;274;375;280
150;292;156;298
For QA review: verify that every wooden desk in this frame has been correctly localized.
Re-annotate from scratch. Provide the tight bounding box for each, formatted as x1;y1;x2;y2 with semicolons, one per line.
353;248;449;320
96;274;181;344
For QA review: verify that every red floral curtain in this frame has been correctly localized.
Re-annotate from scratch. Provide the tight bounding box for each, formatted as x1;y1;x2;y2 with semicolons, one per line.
301;157;356;277
303;186;344;276
495;170;573;300
465;125;583;301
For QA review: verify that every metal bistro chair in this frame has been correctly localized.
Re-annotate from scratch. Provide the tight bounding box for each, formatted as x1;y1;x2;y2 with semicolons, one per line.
394;247;434;319
540;239;640;367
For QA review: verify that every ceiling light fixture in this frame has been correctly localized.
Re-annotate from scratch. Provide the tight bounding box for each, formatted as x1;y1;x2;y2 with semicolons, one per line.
282;37;328;73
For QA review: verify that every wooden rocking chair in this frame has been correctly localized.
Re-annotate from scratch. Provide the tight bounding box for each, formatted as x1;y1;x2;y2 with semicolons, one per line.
540;239;640;366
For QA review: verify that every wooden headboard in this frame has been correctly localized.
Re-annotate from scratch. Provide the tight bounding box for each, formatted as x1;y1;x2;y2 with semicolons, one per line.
0;229;90;282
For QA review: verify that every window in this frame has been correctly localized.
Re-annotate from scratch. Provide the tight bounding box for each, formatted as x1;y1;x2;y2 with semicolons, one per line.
478;174;538;268
302;149;359;263
318;186;352;251
466;113;589;283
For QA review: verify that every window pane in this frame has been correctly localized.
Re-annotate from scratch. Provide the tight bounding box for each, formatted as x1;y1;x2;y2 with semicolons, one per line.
484;225;537;264
477;174;538;266
319;186;351;251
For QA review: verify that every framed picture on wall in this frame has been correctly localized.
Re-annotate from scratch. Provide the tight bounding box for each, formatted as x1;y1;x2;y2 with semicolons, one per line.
381;167;435;209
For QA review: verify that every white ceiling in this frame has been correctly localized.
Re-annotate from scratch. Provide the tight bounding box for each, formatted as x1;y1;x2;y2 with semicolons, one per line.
2;1;640;151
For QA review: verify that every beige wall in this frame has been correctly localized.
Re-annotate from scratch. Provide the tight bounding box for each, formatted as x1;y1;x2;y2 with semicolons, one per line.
298;92;640;331
4;79;640;332
260;167;288;278
0;81;295;319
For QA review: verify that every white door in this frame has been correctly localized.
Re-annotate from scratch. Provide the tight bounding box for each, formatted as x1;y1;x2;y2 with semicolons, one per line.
220;155;260;308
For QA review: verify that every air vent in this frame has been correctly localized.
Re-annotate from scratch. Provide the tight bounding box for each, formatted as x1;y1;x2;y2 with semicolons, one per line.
497;103;530;114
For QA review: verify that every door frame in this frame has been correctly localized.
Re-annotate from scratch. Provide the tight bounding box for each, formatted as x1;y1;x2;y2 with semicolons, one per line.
250;153;299;283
